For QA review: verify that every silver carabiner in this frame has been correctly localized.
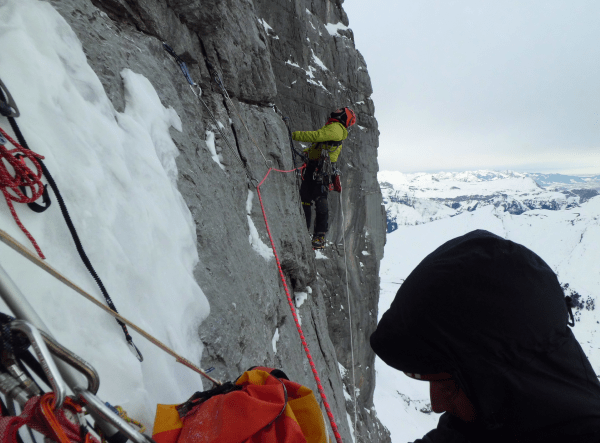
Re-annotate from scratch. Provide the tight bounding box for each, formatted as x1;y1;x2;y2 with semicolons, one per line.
39;329;100;394
0;77;20;118
10;320;67;409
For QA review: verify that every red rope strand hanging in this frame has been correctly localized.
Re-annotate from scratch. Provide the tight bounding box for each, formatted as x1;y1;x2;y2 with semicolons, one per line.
0;126;46;259
256;165;343;443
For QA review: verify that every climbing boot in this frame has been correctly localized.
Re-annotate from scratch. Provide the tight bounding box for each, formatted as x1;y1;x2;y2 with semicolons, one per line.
312;233;326;249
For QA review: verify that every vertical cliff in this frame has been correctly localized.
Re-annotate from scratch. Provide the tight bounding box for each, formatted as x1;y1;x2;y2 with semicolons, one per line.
45;0;388;440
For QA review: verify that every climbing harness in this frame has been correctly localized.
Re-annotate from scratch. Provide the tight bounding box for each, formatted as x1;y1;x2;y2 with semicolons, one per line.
203;58;271;169
162;43;257;186
0;79;142;361
0;229;221;386
255;165;343;443
312;148;337;194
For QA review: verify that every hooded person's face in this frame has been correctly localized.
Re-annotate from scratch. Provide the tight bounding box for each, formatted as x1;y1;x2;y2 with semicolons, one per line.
405;372;476;422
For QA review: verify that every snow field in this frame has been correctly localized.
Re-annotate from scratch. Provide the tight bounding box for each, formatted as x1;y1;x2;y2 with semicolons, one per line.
376;195;600;442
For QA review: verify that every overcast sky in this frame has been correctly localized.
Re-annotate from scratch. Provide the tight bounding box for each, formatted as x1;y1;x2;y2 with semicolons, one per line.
343;1;600;175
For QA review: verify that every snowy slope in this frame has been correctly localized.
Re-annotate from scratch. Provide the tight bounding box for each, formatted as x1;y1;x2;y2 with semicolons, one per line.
375;171;600;442
0;0;209;427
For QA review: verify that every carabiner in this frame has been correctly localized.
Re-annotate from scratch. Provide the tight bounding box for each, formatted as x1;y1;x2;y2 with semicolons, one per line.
10;320;67;409
39;329;100;394
0;77;20;118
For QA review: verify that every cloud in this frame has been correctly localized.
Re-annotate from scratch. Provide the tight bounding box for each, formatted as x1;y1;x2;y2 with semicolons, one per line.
344;0;600;174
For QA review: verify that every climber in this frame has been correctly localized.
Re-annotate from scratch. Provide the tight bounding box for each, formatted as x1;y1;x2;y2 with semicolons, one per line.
292;107;356;249
370;230;600;443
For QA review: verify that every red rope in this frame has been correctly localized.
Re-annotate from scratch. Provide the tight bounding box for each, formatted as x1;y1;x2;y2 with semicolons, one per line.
256;165;343;443
0;127;45;259
0;393;99;443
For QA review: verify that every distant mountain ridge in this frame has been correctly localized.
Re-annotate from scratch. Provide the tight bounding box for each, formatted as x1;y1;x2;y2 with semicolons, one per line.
529;172;600;189
379;170;600;233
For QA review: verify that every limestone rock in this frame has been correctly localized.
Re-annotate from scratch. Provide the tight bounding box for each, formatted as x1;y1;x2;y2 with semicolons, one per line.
46;0;389;440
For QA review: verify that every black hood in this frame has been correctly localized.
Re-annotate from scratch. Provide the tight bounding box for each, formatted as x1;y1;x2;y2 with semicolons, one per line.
371;230;600;437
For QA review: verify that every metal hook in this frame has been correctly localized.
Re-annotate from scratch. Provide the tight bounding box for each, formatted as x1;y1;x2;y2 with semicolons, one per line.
0;77;20;118
127;339;144;362
38;329;100;394
9;320;67;409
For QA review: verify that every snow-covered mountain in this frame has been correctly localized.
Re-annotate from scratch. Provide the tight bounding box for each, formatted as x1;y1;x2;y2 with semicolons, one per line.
529;172;600;190
375;169;600;442
380;170;600;232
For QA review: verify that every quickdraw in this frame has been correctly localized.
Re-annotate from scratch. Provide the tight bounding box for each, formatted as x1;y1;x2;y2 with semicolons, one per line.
203;59;271;169
162;42;257;186
281;116;306;166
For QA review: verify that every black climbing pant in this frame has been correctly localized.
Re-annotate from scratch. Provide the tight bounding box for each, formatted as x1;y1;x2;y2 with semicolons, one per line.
300;160;329;234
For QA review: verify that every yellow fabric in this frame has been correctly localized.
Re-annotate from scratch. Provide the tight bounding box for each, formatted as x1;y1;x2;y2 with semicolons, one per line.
152;404;183;435
289;394;327;443
292;122;348;162
235;370;272;387
237;370;327;443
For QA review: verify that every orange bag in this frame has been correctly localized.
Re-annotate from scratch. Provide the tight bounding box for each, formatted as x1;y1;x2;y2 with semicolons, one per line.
152;367;327;443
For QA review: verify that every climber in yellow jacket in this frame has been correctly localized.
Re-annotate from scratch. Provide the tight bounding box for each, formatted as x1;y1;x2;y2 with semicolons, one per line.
292;107;356;249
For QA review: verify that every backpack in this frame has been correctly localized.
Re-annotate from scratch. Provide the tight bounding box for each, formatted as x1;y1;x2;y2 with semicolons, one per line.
152;367;327;443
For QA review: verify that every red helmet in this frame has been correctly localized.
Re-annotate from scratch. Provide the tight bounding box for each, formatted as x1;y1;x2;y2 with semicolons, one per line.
330;107;356;128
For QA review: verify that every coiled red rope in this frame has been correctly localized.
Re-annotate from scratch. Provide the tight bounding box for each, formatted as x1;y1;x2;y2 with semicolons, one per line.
0;126;45;259
256;165;343;443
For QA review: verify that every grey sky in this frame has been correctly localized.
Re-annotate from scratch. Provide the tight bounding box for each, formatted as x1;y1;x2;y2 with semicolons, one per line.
343;1;600;174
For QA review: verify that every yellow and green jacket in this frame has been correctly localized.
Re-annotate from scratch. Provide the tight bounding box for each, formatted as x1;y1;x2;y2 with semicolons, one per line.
292;121;348;163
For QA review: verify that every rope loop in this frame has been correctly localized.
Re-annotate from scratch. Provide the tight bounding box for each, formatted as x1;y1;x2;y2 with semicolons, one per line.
114;405;146;433
0;127;46;258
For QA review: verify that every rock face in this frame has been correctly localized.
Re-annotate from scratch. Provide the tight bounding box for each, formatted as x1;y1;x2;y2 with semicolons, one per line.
45;0;388;441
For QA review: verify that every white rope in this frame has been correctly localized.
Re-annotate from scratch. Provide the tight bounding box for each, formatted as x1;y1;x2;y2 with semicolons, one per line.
340;190;358;440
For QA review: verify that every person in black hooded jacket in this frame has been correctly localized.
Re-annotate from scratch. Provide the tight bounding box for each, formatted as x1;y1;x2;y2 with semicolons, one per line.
370;230;600;443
